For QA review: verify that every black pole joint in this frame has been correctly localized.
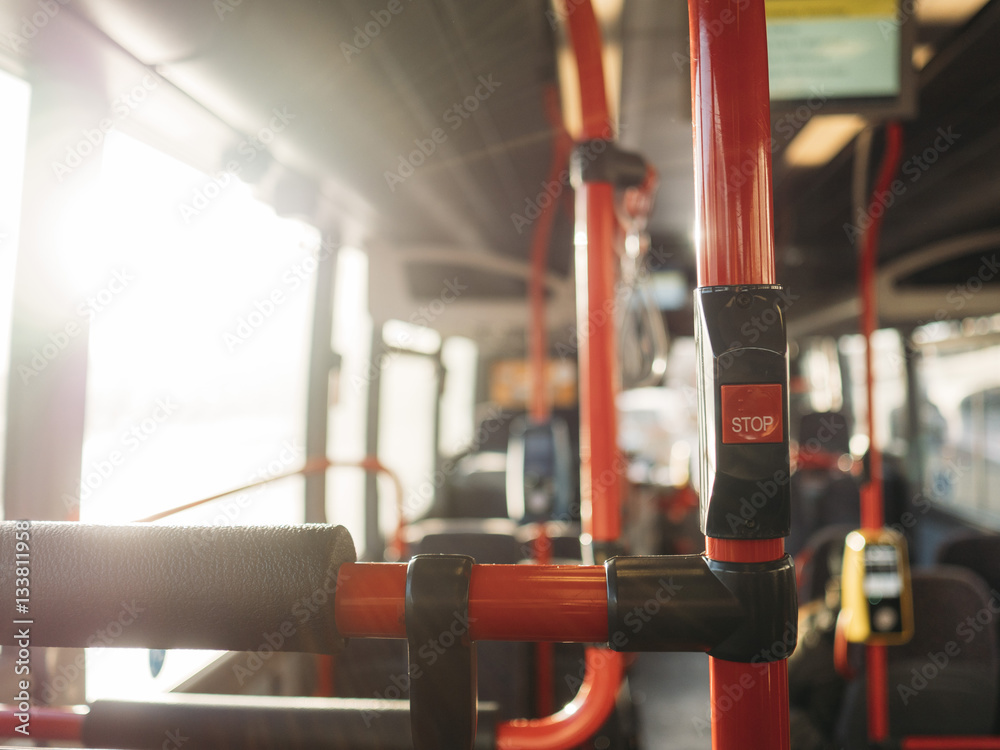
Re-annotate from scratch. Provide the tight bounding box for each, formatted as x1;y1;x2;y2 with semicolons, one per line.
570;140;648;188
605;554;797;662
707;555;797;663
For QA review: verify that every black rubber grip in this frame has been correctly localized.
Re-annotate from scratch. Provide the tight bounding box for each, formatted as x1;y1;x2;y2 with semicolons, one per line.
0;522;355;653
82;696;500;750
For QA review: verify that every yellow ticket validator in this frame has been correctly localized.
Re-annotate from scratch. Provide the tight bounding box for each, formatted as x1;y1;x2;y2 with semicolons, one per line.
841;528;914;645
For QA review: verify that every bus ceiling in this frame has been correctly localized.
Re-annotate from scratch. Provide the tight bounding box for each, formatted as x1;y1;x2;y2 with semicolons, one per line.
1;0;998;337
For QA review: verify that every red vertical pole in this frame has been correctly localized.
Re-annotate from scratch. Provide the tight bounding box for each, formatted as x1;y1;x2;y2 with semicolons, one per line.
566;0;622;549
688;1;789;748
574;182;621;546
858;122;903;744
688;0;775;289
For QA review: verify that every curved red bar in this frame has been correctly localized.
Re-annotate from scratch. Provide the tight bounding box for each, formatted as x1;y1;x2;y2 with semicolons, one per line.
496;648;624;750
334;562;608;643
688;0;775;287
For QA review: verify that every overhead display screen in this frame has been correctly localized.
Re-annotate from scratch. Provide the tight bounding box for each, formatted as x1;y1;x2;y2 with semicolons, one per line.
765;0;914;117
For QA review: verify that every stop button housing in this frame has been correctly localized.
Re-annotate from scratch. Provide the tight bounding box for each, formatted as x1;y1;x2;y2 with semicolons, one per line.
694;285;791;539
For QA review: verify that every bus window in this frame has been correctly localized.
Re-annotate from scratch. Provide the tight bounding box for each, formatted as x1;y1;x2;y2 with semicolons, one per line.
914;319;1000;522
839;329;908;458
378;321;440;532
0;69;31;518
327;246;372;552
74;130;319;700
799;337;845;415
439;336;478;457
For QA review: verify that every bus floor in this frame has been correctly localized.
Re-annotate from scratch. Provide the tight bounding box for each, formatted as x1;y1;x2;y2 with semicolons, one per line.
630;651;712;749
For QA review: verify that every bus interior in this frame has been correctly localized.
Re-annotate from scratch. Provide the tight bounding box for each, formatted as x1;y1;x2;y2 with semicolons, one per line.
1;0;1000;748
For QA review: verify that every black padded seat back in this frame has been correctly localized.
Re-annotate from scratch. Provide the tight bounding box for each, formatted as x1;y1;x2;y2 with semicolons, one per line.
441;451;510;519
796;523;855;604
836;566;999;747
937;534;1000;595
405;518;523;563
514;521;583;562
788;470;860;556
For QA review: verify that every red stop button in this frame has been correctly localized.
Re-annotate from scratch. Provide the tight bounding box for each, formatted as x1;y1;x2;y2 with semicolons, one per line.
721;384;784;444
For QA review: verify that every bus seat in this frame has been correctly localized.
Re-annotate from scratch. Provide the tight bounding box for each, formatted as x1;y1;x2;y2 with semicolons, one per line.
404;518;522;562
835;566;999;746
936;533;1000;731
505;416;573;523
795;523;855;604
788;412;858;556
438;451;510;519
937;533;1000;593
514;521;584;561
789;475;860;557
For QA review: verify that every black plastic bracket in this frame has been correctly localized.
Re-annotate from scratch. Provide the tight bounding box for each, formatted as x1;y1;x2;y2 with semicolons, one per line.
605;554;797;662
707;555;797;663
694;284;792;539
606;555;742;652
405;555;477;750
570;140;648;188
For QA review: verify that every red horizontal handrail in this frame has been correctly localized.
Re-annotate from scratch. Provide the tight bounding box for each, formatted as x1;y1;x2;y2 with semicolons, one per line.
335;562;609;642
0;706;85;741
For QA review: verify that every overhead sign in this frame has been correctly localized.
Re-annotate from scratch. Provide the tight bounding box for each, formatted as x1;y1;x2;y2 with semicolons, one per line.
765;0;913;116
